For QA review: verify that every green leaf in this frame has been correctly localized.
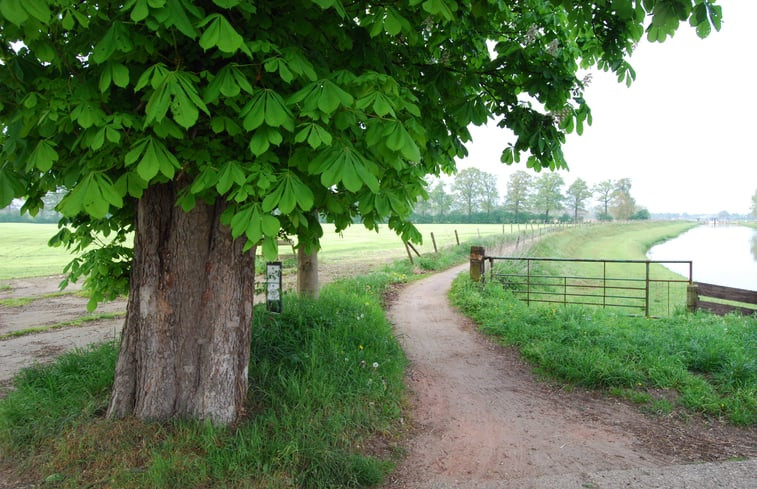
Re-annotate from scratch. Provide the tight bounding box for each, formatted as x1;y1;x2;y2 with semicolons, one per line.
341;158;362;192
1;0;29;26
422;0;457;21
136;141;161;180
130;0;150;22
199;13;244;53
71;102;106;129
287;173;315;211
94;173;124;209
216;160;246;194
92;23;134;64
61;10;74;29
310;0;347;18
163;0;198;39
261;214;280;236
213;0;240;7
261;236;278;260
249;130;270;156
241;91;265;131
144;81;172;125
170;90;199;128
353;159;380;193
190;166;219;193
112;64;130;87
317;80;354;114
23;0;51;24
0;167;25;208
373;93;396;117
127;138;179;181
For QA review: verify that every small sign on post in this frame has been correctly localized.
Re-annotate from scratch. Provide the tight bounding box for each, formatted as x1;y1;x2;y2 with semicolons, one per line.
266;261;283;313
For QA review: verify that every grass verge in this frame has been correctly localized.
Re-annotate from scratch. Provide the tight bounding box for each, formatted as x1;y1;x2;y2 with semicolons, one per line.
452;222;756;425
0;231;522;488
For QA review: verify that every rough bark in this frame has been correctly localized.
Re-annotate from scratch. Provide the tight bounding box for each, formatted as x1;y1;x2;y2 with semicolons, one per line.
107;181;255;425
297;246;319;299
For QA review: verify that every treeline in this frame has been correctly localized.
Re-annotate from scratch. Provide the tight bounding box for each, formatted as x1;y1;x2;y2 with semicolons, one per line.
0;190;64;223
413;168;650;224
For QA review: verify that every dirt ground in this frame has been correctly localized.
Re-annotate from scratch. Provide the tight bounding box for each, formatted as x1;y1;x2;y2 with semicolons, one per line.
1;254;756;488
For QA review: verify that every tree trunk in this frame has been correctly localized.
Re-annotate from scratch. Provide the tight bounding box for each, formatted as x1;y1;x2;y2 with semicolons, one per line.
297;246;319;299
107;181;255;425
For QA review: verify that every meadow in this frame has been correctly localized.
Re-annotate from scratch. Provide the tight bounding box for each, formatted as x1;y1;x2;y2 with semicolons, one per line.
0;222;560;280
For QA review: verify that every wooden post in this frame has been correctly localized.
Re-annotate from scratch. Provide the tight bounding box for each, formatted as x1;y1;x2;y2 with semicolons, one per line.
430;232;438;253
470;246;485;282
686;284;699;313
404;241;414;265
454;230;460;246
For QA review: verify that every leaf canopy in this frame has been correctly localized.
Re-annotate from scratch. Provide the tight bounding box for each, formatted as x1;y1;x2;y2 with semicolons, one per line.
0;0;721;291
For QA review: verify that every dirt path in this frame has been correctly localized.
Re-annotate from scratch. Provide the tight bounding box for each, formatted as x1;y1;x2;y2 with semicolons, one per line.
383;263;756;488
0;276;125;388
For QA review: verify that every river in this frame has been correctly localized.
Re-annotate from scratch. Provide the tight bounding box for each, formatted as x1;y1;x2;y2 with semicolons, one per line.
647;224;757;290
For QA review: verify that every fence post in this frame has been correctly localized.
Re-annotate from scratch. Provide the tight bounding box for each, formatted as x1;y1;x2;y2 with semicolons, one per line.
686;284;699;313
644;261;650;317
404;241;414;265
430;232;438;253
470;246;485;282
454;229;460;246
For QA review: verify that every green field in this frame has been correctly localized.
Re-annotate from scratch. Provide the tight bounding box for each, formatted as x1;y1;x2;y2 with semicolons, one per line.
0;222;562;280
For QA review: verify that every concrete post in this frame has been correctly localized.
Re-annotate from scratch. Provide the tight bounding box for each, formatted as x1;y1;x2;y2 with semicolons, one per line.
470;246;485;282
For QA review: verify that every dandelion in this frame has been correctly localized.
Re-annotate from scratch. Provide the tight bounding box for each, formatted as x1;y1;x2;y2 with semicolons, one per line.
358;345;364;350
372;362;379;369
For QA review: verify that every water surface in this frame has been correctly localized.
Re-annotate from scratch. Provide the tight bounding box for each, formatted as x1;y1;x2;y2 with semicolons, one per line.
647;225;757;290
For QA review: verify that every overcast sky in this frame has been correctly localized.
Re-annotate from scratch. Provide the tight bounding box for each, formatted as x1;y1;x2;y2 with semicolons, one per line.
456;0;756;216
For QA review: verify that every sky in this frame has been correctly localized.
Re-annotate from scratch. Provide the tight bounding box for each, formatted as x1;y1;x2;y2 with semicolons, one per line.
456;0;756;216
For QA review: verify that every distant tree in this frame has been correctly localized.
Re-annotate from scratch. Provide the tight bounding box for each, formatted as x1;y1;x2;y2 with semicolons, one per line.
566;178;592;223
452;168;487;219
593;180;615;217
428;180;453;219
630;208;650;220
504;171;533;223
531;173;565;222
481;175;499;217
611;178;636;220
751;189;757;216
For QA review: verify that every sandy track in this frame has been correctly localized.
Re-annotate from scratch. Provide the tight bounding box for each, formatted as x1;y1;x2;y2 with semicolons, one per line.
383;263;756;488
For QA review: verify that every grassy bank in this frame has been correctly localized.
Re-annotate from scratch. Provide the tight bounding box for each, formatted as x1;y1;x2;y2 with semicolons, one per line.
451;222;756;425
0;231;518;488
493;221;699;317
